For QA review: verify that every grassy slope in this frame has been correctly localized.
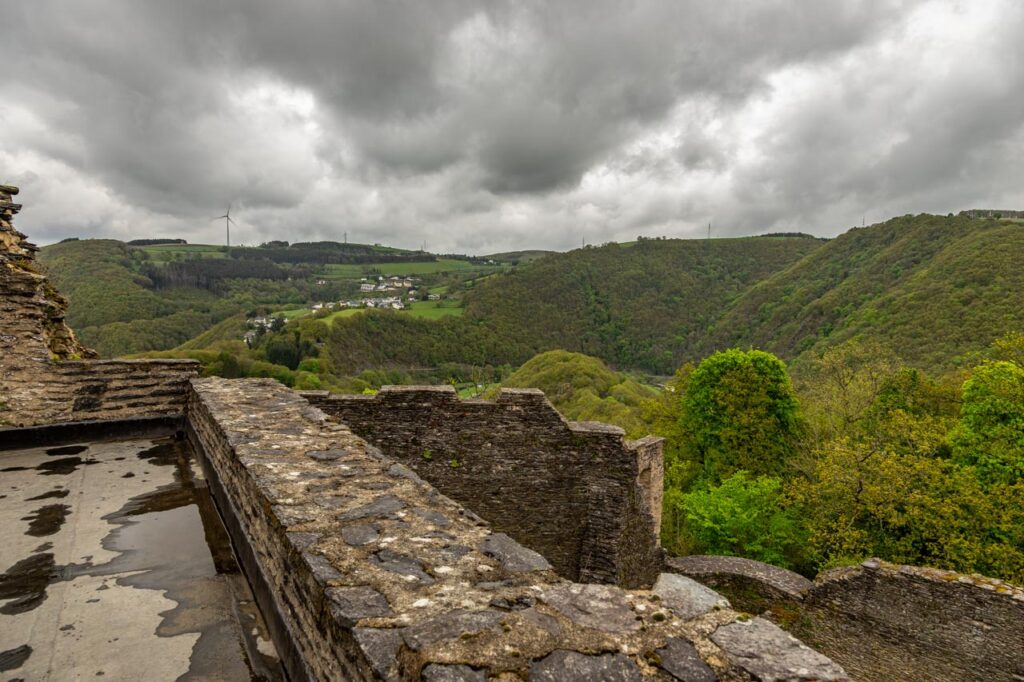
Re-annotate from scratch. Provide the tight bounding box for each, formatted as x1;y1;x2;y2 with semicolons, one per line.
481;250;558;264
140;243;228;262
701;214;1024;373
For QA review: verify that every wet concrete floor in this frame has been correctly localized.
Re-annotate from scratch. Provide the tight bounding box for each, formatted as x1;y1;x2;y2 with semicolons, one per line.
0;437;282;681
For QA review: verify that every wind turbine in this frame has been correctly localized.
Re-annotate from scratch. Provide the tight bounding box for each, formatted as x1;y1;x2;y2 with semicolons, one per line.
213;204;235;253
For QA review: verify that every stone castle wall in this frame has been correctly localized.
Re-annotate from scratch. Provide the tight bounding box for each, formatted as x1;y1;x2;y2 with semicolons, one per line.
302;386;664;588
667;554;1024;682
2;358;200;428
793;560;1024;682
0;184;199;429
190;377;848;681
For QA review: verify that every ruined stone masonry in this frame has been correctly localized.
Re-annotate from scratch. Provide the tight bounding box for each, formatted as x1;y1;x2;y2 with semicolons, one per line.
0;184;199;428
303;387;664;588
190;377;847;681
667;555;1024;682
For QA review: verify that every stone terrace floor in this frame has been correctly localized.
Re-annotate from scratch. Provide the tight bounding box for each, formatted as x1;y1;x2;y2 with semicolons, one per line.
0;437;281;680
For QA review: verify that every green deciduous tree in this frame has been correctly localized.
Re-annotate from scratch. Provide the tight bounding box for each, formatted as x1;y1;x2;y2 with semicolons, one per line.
680;471;805;568
680;349;804;482
791;437;1024;582
951;361;1024;485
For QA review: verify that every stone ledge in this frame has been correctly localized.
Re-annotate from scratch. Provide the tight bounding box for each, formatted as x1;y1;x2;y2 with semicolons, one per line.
665;555;813;606
831;558;1024;599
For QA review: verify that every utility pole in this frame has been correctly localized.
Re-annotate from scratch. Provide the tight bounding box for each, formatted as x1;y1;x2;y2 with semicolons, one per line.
344;231;347;244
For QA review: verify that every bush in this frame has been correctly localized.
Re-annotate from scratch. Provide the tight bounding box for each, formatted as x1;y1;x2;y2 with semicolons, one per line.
681;471;805;568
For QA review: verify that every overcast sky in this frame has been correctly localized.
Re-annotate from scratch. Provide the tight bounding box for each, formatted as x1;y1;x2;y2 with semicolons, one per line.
3;1;1023;253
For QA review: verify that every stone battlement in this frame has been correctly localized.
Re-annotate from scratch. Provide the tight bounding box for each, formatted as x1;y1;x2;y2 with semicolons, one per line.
302;386;664;589
666;554;1024;681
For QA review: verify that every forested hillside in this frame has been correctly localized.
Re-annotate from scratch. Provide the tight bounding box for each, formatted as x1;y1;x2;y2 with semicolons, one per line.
324;236;822;374
37;238;490;357
44;213;1024;387
37;240;222;354
702;214;1024;374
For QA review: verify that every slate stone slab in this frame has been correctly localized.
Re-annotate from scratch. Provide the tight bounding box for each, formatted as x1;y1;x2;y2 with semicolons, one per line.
422;663;488;681
314;494;354;509
342;523;380;546
307;448;347;461
529;650;642;681
412;507;452;527
337;494;406;521
371;549;435;585
286;531;321;551
403;609;504;651
711;617;850;682
353;627;404;682
652;573;729;621
481;533;552;572
655;637;716;682
388;462;424;484
327;586;393;625
302;552;342;583
542;584;641;633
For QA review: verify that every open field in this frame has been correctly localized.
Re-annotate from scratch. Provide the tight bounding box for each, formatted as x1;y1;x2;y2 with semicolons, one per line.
137;243;229;261
277;307;314;320
313;300;465;325
407;300;464;319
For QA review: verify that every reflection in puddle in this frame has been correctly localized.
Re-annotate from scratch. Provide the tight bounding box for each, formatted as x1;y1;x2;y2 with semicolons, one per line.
0;553;57;615
0;644;32;672
25;489;69;501
35;456;100;476
22;503;71;537
0;437;282;680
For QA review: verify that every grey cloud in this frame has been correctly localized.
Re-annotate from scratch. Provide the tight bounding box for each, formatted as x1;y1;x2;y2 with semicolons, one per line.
2;0;1023;251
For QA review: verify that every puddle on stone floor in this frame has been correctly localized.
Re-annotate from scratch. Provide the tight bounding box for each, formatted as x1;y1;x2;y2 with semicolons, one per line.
0;436;283;681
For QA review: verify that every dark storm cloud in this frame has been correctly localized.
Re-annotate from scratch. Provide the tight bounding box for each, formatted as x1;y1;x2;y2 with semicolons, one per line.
1;0;1022;250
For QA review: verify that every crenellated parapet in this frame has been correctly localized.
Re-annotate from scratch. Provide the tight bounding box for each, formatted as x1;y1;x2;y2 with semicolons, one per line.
302;385;665;589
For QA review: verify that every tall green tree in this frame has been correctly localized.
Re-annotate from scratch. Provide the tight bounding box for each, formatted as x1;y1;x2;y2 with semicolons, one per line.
951;361;1024;485
680;349;804;482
